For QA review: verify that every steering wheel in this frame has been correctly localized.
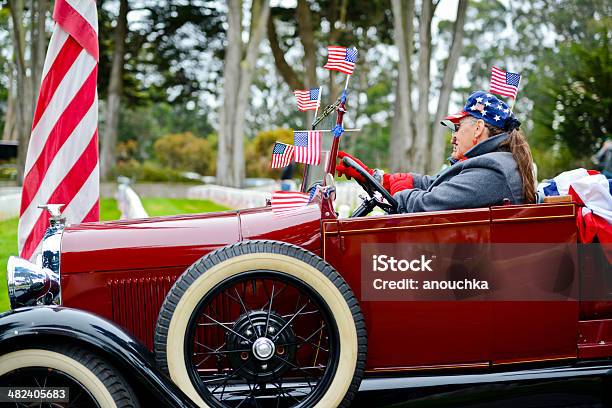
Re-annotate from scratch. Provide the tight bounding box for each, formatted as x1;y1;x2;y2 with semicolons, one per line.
341;156;398;215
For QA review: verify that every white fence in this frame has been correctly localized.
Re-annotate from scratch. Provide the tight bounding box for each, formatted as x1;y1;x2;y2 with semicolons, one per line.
0;188;20;221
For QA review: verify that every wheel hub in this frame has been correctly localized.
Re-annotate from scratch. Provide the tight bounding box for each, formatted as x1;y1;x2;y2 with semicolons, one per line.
226;310;296;382
252;337;275;360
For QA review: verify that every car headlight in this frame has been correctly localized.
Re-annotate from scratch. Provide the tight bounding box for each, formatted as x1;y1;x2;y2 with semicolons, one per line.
7;256;61;308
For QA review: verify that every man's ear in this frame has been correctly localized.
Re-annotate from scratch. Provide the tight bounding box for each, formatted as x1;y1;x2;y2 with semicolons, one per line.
476;119;487;138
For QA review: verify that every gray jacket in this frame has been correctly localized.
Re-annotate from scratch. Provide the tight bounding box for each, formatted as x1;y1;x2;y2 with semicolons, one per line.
395;133;524;213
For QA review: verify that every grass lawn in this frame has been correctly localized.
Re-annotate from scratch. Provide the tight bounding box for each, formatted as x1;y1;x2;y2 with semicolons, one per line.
0;197;229;312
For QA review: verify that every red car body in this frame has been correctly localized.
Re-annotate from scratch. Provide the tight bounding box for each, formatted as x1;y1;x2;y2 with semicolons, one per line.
58;195;612;375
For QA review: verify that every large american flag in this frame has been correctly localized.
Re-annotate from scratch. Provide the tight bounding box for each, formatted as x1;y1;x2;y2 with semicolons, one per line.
270;191;311;213
18;0;99;260
294;130;321;165
489;66;521;99
270;142;295;168
323;46;357;75
293;88;321;111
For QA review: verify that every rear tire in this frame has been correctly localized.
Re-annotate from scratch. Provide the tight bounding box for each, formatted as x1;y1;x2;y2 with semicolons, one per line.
155;240;367;408
0;344;139;408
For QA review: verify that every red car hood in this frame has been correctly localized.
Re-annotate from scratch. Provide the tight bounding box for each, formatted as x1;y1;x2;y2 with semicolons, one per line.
60;204;322;274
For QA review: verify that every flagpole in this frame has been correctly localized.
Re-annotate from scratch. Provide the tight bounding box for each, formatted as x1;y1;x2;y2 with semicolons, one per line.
344;74;350;90
312;86;322;128
509;75;521;112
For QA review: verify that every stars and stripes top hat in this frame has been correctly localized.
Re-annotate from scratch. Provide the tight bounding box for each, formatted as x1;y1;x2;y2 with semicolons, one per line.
440;90;520;132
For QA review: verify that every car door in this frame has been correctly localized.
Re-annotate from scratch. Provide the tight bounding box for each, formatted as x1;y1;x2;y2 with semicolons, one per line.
323;208;493;372
489;202;579;364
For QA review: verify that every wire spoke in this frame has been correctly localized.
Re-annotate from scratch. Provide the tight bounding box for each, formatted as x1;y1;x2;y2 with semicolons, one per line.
233;287;257;335
273;355;316;390
272;300;310;341
202;313;253;344
261;283;288;309
264;283;275;336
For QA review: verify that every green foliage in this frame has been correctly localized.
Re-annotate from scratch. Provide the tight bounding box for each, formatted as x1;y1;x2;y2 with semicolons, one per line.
154;132;216;176
109;160;201;183
245;128;302;178
528;18;611;169
0;216;17;312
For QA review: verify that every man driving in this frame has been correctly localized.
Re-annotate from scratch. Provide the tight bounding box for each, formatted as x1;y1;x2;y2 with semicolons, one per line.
336;91;536;213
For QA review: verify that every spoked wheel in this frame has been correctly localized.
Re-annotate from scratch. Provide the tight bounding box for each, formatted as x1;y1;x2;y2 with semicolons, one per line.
155;241;367;408
0;345;139;408
187;272;339;407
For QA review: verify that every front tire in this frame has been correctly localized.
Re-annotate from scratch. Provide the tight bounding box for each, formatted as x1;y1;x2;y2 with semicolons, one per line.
154;240;367;408
0;345;139;408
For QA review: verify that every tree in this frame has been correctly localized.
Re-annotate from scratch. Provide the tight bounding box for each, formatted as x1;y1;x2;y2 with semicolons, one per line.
217;0;270;187
6;0;48;184
100;0;128;180
389;0;469;173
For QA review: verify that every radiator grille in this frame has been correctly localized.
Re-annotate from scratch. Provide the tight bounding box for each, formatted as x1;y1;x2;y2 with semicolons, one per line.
108;276;177;350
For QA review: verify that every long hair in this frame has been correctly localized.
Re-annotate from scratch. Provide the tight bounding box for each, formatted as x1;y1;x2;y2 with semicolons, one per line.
484;123;537;204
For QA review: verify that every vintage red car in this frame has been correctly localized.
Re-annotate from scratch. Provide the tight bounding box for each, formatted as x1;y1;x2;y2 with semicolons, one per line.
2;123;612;408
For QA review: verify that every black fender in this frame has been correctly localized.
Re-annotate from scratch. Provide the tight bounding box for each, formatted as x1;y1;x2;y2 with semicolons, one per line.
0;306;198;408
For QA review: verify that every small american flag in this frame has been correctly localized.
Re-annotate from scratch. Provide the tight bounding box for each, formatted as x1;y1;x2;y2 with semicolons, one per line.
489;66;521;99
270;142;295;168
293;88;321;111
271;191;311;213
323;46;357;75
294;130;321;165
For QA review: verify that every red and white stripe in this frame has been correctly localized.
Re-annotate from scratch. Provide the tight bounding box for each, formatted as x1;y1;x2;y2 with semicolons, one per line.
270;143;295;169
323;46;356;75
270;191;311;213
293;89;320;111
18;0;99;260
294;131;321;166
489;66;519;99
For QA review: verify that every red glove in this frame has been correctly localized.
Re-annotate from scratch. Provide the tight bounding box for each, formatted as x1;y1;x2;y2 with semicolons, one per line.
385;173;414;195
336;151;373;183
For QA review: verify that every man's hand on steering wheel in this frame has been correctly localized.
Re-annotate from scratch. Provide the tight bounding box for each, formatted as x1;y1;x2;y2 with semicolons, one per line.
336;152;398;214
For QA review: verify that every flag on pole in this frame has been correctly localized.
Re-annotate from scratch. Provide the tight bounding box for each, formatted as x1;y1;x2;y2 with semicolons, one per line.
18;0;100;261
323;46;358;75
489;66;521;99
294;130;321;165
293;88;321;111
270;142;295;168
270;191;311;213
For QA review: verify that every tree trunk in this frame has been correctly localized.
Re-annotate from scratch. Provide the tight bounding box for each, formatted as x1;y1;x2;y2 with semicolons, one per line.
429;0;468;173
411;0;434;174
9;0;34;185
389;0;415;172
297;0;317;126
217;0;270;187
100;0;128;180
3;70;17;141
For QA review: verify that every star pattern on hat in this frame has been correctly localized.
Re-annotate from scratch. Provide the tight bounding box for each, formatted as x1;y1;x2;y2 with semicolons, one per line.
481;110;487;116
484;101;491;107
497;104;504;110
486;93;493;98
476;97;483;103
494;115;501;121
503;108;510;113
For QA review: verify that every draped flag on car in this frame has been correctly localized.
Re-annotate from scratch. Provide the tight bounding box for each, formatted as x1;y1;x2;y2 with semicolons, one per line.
294;130;321;165
538;169;612;262
18;0;100;261
270;142;295;169
489;66;521;99
293;88;321;111
323;46;357;75
270;191;311;213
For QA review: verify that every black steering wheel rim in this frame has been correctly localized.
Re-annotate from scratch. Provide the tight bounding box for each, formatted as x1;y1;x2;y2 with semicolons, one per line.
341;156;398;214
